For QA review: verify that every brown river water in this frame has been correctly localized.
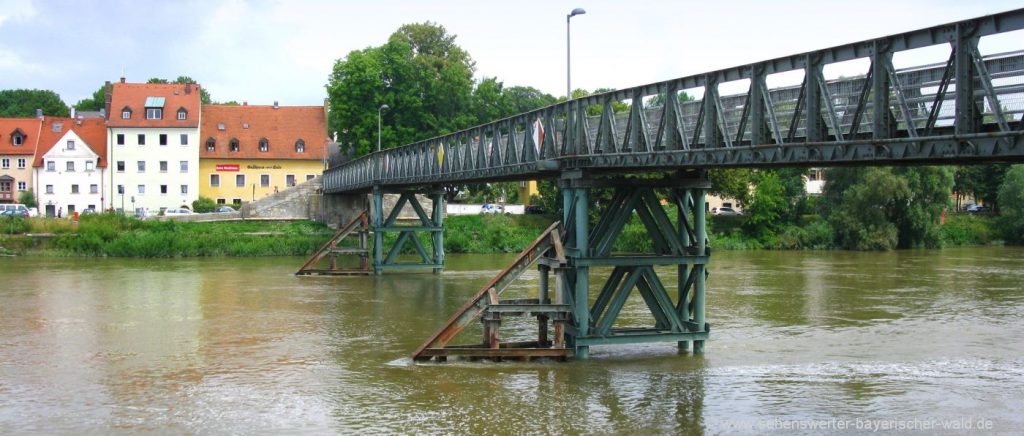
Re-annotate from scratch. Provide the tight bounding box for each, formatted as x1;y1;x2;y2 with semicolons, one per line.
1;247;1022;434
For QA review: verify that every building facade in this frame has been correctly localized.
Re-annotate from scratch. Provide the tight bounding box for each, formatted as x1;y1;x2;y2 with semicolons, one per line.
0;118;43;204
34;117;107;216
105;81;201;215
199;104;327;205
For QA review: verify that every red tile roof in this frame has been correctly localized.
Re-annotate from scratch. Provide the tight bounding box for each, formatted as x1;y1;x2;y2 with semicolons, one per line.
200;104;328;160
106;82;202;128
0;117;42;155
33;117;108;167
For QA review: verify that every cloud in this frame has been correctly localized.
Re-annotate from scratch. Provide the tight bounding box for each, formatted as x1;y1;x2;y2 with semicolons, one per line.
0;0;36;27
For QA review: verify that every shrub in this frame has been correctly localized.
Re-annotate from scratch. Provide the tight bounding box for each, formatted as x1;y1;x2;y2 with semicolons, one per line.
192;196;218;213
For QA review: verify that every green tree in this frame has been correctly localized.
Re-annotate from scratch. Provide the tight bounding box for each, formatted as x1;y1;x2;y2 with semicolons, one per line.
708;169;752;206
743;172;787;240
954;164;1008;211
191;196;217;213
326;22;477;157
18;189;37;208
824;166;953;250
74;84;107;111
997;165;1024;244
0;89;69;117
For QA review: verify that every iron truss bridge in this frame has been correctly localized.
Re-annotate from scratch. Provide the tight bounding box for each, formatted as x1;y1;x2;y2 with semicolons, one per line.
325;8;1024;193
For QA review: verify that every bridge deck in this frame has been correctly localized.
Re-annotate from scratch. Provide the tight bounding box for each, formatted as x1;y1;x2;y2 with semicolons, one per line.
325;8;1024;194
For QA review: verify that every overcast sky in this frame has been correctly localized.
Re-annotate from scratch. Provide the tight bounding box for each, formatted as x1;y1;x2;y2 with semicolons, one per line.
1;0;1021;109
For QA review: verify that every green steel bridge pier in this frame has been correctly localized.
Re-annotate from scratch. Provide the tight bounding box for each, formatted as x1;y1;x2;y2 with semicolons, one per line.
304;8;1024;361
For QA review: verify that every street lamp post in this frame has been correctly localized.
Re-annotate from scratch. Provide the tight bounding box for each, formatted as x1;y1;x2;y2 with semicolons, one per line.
567;7;586;100
378;104;389;153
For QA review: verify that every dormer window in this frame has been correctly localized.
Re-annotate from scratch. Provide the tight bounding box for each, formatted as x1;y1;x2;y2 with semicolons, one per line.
295;139;305;153
259;138;269;152
144;97;165;120
121;106;132;120
206;137;216;152
218;122;225;131
10;129;25;146
177;107;188;120
230;138;239;152
52;122;63;133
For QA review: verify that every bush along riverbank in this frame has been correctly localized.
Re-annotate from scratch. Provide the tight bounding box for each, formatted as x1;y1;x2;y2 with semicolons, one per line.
0;209;1005;258
0;214;333;257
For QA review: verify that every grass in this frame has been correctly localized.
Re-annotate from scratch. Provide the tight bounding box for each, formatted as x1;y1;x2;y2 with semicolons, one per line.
2;213;333;257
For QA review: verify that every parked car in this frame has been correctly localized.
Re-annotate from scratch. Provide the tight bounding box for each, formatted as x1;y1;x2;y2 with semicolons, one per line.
713;206;742;216
525;205;545;215
215;206;236;213
1;209;27;218
163;207;194;216
481;203;504;214
0;204;30;218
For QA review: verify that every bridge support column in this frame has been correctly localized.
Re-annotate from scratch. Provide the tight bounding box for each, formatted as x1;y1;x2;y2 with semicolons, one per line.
560;170;711;359
370;186;445;274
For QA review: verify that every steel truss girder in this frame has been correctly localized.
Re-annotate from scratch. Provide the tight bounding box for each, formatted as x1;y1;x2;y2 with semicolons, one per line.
560;171;710;358
324;9;1024;194
371;186;445;274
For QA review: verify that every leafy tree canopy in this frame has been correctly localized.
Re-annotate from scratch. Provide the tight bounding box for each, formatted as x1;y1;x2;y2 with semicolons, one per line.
147;76;212;104
0;89;69;117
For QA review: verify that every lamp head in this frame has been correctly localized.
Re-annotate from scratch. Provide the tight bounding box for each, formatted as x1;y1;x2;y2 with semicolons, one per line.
380;104;389;110
569;8;586;18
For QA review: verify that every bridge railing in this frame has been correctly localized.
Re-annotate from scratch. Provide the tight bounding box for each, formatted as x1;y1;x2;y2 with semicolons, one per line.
325;8;1024;193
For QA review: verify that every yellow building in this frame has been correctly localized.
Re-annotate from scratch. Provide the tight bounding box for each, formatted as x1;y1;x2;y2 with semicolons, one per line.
199;104;327;205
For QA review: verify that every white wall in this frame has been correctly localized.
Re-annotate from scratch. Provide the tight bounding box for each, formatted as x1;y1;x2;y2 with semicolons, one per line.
36;130;106;215
108;127;199;214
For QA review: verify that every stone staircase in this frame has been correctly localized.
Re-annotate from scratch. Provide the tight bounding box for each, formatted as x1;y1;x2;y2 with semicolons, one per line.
239;176;323;220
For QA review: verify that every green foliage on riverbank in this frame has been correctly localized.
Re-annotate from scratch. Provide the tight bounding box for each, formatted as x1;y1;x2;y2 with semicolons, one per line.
2;213;332;257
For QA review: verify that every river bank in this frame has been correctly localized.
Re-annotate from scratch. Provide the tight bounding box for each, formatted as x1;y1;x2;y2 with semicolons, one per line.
0;211;1003;258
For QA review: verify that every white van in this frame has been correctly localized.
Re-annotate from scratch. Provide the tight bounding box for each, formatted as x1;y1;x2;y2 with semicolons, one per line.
1;204;30;218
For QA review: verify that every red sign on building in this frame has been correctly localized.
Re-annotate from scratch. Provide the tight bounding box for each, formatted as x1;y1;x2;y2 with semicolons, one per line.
215;164;240;172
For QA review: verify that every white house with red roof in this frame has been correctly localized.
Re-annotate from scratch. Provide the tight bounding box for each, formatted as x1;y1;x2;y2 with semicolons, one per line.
105;79;202;215
33;116;107;217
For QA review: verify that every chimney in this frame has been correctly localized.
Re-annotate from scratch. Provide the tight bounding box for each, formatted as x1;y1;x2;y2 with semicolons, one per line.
120;76;125;83
36;108;43;119
103;81;112;120
71;108;76;119
273;100;279;109
242;101;248;106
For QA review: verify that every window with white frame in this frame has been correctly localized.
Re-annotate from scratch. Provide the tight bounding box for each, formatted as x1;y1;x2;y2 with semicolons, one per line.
160;185;168;194
90;184;98;194
117;134;125;145
180;185;188;195
137;161;146;172
138;185;145;194
17;181;26;191
235;174;245;187
1;158;8;168
117;185;124;194
210;174;220;187
86;161;94;171
138;134;145;145
121;108;132;119
180;161;188;173
159;161;168;173
71;184;80;194
177;108;188;120
259;138;269;152
116;161;125;172
260;174;270;187
206;138;215;152
47;161;55;171
146;108;163;119
295;139;305;153
67;140;75;150
180;134;188;145
67;161;75;172
45;185;54;194
286;174;295;187
17;158;26;169
159;134;167;146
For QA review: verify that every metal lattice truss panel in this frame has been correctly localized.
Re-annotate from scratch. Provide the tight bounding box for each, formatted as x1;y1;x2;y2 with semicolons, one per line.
325;8;1024;194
